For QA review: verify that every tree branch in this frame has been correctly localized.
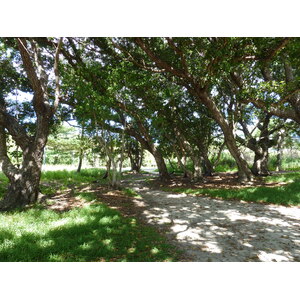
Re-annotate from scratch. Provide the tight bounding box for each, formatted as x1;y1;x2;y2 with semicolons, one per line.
0;112;19;180
53;38;63;113
134;38;187;79
0;108;31;151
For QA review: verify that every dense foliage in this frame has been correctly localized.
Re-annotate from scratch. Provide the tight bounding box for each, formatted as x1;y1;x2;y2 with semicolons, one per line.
0;37;300;210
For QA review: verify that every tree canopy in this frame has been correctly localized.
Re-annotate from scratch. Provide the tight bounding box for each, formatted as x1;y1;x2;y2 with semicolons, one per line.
0;37;300;210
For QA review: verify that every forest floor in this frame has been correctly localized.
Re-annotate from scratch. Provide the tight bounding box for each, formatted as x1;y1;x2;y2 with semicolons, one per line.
97;172;300;262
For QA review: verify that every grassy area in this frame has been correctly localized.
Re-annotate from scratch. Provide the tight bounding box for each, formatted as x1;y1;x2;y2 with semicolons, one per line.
268;155;300;171
265;171;300;183
122;188;142;198
40;169;106;195
0;169;106;198
0;169;179;262
165;152;300;174
164;172;300;206
0;172;8;199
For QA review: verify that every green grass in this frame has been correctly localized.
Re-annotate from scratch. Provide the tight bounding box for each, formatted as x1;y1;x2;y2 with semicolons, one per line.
40;169;107;195
163;172;300;206
268;155;300;171
163;155;238;174
0;169;179;261
0;173;8;199
0;192;179;262
122;188;142;198
42;168;105;183
265;171;300;183
0;168;107;198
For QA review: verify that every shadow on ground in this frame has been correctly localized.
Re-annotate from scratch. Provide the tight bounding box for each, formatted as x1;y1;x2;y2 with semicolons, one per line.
0;202;179;262
122;176;300;262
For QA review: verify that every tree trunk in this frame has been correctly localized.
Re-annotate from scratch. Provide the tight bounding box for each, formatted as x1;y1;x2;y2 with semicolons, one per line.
0;148;44;211
201;102;252;182
173;147;193;179
276;131;285;172
123;120;169;179
196;140;214;176
225;137;253;182
128;141;143;173
182;156;189;178
201;152;214;176
251;149;270;176
152;149;169;180
102;158;111;179
109;160;120;189
0;38;63;211
188;154;203;182
191;89;253;182
77;148;84;173
130;157;141;173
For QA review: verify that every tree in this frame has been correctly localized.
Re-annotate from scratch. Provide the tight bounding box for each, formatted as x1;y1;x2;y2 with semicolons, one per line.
59;38;171;179
0;38;62;211
126;137;143;173
230;38;300;124
111;37;255;182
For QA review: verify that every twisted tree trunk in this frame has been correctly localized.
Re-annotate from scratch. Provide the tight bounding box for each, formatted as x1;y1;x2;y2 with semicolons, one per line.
0;38;62;211
251;148;270;176
197;90;253;182
127;140;143;173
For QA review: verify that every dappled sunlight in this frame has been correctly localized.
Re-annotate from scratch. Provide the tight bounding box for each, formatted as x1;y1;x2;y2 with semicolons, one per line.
257;251;291;262
166;193;188;199
0;202;178;261
132;199;147;207
129;179;300;262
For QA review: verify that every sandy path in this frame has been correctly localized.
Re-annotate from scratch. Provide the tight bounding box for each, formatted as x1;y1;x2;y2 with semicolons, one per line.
123;176;300;262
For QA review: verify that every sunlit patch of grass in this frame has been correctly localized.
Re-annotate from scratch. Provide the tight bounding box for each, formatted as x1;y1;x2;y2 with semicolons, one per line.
122;188;141;198
39;169;107;196
76;192;96;202
265;172;300;184
1;169;107;199
164;173;300;206
41;169;106;187
0;192;179;262
0;169;180;261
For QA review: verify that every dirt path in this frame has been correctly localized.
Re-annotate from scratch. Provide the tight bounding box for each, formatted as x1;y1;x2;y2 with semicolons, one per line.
122;174;300;262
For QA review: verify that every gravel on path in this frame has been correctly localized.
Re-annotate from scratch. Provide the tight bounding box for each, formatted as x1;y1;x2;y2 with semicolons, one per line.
122;176;300;262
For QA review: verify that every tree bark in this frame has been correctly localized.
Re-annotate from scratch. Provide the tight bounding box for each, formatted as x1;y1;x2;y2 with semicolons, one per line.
251;149;270;176
102;158;111;179
194;89;253;182
197;141;214;176
125;124;170;179
152;148;169;180
77;148;84;173
0;114;47;210
127;140;143;173
0;38;62;211
1;156;44;210
237;114;279;176
201;153;214;176
133;38;253;182
172;126;203;181
192;155;203;182
276;131;285;172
